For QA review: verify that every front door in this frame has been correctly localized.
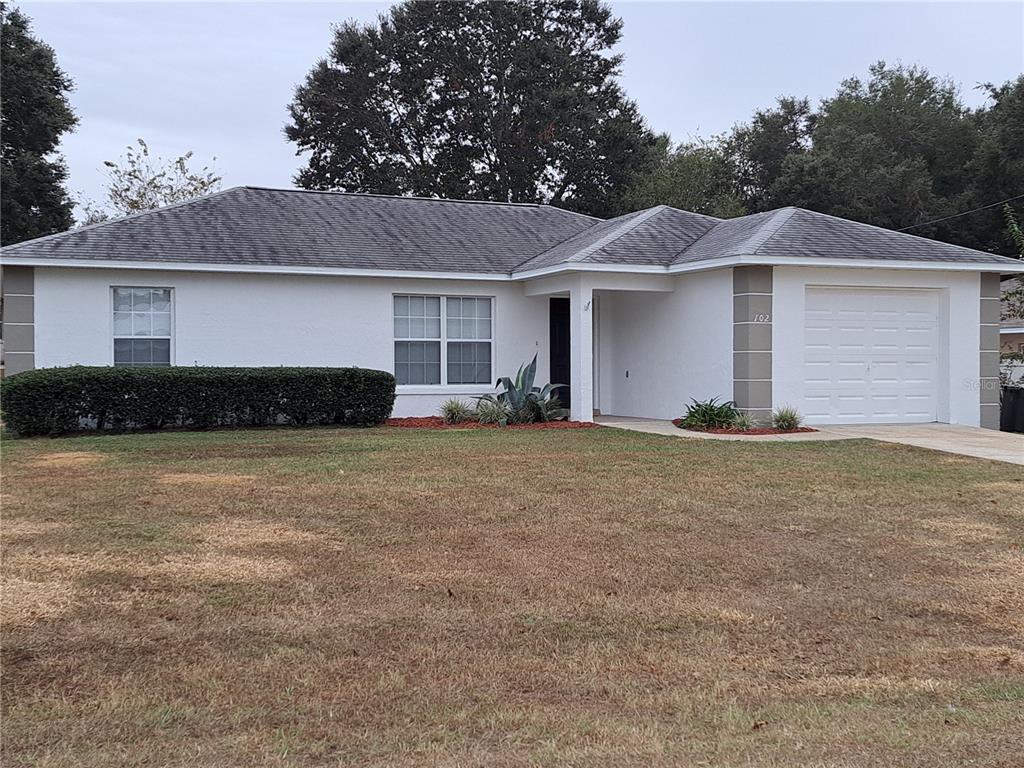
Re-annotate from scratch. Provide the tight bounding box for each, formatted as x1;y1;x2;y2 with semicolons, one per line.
549;297;571;408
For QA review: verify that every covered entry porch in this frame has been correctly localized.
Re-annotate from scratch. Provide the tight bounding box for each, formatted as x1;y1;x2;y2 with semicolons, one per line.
524;269;735;422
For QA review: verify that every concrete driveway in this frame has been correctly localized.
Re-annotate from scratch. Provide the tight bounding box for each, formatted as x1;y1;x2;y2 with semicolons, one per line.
819;423;1024;466
596;416;1024;465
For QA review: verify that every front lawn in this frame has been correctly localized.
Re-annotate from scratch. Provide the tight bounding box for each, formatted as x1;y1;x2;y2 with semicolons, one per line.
2;427;1022;766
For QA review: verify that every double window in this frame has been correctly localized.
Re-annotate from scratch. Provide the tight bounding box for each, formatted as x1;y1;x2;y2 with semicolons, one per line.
394;295;492;385
113;287;172;366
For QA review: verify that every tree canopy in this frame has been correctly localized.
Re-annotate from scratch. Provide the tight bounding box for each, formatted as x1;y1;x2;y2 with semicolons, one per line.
0;4;77;245
288;9;1021;255
80;138;221;224
623;135;745;218
285;0;655;218
702;63;1023;256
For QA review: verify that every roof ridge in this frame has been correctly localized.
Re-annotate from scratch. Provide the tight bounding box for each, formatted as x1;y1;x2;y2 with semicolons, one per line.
240;185;602;220
566;206;667;263
746;207;799;254
657;205;723;224
1;186;239;252
508;207;657;273
660;210;730;264
665;208;769;264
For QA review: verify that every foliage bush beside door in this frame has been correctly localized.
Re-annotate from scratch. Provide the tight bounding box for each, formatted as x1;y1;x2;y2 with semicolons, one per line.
0;366;396;436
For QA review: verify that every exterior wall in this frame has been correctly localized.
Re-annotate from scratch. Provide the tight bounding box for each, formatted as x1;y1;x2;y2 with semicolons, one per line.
732;266;773;424
25;263;1004;426
596;268;733;420
1;266;36;375
32;268;550;417
773;266;983;427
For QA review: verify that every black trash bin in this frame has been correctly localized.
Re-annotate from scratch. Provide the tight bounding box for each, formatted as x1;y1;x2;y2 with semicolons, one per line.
1001;386;1024;433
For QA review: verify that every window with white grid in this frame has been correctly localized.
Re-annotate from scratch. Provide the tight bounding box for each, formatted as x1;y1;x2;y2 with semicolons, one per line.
393;295;492;385
113;288;172;366
393;295;442;385
446;297;492;384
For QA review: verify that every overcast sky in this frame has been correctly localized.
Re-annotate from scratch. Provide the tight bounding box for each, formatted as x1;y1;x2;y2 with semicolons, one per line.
18;1;1024;217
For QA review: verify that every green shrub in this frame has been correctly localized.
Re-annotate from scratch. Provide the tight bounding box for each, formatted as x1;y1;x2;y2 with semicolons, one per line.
475;397;511;426
0;366;396;437
680;397;740;429
772;405;803;431
439;398;474;425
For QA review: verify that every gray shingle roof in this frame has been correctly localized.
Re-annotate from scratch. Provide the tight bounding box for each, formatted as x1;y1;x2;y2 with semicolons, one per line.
3;187;1019;274
580;206;719;266
670;209;791;265
514;207;659;272
709;207;1019;265
520;204;1019;272
0;186;596;274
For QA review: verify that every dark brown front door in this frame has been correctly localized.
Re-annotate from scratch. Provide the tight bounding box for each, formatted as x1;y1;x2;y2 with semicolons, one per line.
549;297;570;408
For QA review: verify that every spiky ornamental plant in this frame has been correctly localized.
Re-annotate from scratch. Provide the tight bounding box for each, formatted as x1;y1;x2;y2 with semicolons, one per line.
439;398;474;425
476;354;568;424
772;406;804;431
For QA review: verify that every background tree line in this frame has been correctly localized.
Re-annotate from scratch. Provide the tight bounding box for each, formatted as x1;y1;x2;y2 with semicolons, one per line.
287;1;1023;257
3;0;1022;258
627;65;1024;256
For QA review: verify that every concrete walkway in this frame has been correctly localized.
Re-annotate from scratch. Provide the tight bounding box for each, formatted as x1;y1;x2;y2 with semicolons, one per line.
595;415;1024;465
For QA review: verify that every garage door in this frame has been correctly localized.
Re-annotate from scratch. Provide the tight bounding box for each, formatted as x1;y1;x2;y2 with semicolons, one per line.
802;287;941;424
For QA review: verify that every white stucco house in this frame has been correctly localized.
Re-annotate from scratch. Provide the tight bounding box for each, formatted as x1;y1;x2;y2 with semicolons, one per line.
2;187;1022;428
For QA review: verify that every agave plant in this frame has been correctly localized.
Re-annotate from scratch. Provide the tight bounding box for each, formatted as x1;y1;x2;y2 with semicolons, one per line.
477;354;568;424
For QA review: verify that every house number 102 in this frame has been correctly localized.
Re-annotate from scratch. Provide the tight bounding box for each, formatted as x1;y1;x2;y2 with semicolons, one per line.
751;313;771;323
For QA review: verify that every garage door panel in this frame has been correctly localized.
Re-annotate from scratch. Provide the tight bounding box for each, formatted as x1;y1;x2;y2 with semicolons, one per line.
802;287;941;424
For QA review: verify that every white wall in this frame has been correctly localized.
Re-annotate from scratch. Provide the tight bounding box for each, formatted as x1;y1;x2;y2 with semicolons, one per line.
33;268;550;417
32;264;985;425
596;268;733;420
772;267;981;427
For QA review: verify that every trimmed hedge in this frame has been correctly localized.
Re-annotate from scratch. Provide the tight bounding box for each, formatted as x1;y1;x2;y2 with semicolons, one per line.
0;366;396;437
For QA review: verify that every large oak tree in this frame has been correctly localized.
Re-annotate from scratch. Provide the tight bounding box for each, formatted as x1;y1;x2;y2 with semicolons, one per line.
285;0;655;218
0;5;77;245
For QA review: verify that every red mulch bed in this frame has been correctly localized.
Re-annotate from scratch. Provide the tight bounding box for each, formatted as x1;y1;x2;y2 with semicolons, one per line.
386;416;600;430
671;418;817;435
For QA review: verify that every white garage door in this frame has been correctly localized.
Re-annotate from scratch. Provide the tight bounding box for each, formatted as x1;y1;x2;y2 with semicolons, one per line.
802;287;942;424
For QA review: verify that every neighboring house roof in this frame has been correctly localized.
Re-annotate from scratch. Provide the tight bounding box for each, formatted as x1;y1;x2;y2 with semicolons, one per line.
3;186;1022;276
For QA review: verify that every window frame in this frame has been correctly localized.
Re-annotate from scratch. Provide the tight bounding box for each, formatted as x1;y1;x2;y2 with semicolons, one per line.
393;293;496;389
110;286;175;367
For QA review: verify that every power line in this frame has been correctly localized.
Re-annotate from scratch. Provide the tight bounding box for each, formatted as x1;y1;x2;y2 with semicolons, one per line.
897;193;1024;232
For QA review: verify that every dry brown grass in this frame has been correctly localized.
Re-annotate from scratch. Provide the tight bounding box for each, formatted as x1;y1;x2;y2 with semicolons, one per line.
2;427;1023;767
